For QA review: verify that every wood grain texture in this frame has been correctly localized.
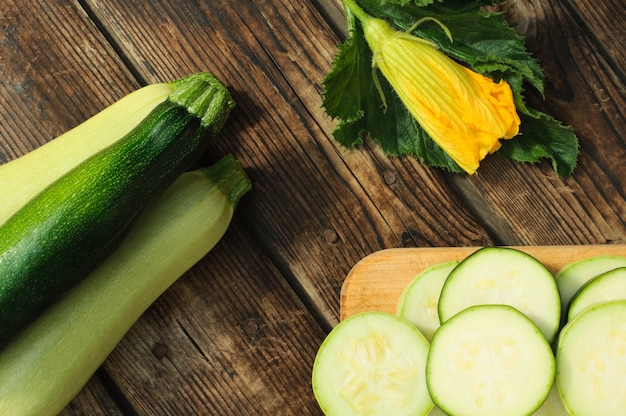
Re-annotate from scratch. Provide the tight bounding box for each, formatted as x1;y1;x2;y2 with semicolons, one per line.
566;0;626;75
58;374;124;416
0;0;137;161
341;245;626;319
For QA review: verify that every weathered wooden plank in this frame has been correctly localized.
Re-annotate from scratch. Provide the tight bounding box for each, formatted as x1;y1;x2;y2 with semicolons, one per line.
71;0;493;412
2;3;332;414
564;0;625;74
0;0;138;161
2;0;625;414
1;1;330;413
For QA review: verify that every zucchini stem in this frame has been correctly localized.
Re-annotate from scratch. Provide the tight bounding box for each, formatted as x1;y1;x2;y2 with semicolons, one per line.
202;154;252;207
168;73;236;133
342;0;370;23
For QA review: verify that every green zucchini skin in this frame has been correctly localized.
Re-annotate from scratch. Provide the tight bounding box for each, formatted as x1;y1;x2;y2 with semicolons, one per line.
0;74;234;347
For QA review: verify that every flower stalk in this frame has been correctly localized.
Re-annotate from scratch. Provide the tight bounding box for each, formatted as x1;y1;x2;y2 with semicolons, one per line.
343;0;521;174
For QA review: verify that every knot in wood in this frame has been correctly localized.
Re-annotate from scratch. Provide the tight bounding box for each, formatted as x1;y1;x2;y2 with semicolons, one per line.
384;171;397;185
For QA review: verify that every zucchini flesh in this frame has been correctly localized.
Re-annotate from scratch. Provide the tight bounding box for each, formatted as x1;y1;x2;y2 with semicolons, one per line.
556;300;626;415
567;267;626;321
0;155;250;416
438;247;561;343
396;260;458;342
0;83;172;225
0;73;235;347
426;305;555;416
312;312;433;416
555;255;626;324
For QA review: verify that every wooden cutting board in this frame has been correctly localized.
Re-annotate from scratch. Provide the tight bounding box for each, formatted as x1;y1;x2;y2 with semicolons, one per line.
340;245;626;320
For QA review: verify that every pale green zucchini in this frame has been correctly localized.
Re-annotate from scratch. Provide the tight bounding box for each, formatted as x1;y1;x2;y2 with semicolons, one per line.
555;255;626;324
0;155;250;416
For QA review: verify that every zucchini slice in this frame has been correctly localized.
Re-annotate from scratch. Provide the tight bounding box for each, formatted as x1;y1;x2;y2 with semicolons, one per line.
312;312;433;416
567;267;626;321
438;247;561;342
556;300;626;415
556;255;626;323
426;305;555;416
396;260;458;342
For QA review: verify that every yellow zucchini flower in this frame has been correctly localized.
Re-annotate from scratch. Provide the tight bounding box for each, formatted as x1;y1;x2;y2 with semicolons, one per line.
360;16;520;174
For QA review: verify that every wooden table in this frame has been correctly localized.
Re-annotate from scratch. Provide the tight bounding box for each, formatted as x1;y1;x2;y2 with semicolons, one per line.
1;0;624;414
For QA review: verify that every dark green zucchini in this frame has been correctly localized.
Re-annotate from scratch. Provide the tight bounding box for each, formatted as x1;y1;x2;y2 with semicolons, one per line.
0;73;235;347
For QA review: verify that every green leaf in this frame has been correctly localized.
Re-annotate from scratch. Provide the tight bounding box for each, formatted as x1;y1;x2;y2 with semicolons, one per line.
322;32;368;122
499;112;579;177
380;0;440;7
395;113;462;172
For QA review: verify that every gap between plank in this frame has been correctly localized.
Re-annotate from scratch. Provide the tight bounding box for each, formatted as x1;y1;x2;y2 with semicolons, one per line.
77;0;150;87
